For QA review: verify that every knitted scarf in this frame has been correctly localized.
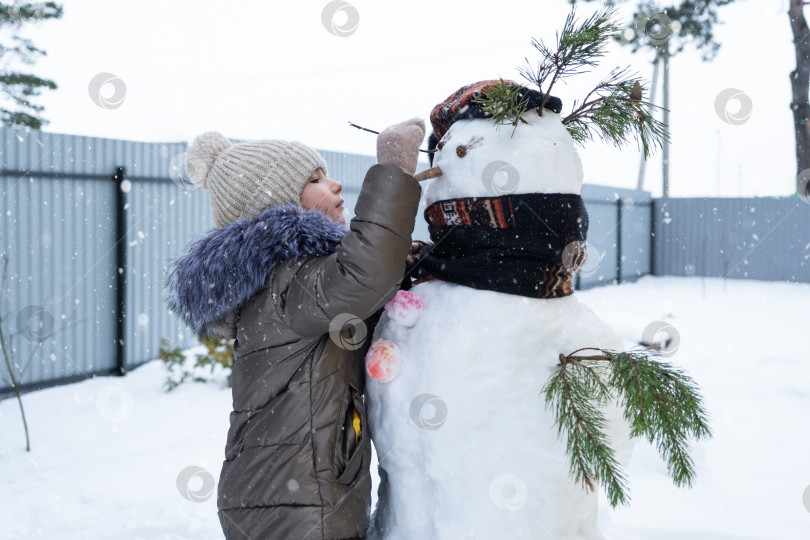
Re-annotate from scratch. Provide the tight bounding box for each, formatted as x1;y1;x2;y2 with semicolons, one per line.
408;193;589;298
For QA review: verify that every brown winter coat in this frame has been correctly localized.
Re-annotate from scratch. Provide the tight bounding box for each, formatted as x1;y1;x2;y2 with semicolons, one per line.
183;164;421;539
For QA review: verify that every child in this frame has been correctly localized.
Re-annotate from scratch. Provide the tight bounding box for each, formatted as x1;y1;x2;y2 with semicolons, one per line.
165;118;425;539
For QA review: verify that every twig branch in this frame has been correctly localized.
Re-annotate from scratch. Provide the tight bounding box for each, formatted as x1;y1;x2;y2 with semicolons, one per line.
348;121;436;154
347;121;379;135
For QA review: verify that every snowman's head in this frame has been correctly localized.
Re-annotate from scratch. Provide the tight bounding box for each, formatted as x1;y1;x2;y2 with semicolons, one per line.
424;81;584;206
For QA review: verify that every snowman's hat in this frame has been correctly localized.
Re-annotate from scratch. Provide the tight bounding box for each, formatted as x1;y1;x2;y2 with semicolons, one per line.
427;80;563;166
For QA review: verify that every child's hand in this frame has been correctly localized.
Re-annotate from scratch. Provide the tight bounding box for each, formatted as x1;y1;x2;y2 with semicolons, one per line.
376;118;426;176
400;240;431;290
406;240;430;268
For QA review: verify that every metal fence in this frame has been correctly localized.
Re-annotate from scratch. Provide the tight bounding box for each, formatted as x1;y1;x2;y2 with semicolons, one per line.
652;197;810;282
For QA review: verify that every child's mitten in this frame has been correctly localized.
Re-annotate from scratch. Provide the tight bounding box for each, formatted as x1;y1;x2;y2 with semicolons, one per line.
376;118;425;176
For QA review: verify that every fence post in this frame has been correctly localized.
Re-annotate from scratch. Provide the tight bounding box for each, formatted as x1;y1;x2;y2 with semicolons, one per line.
113;166;127;376
616;198;623;284
649;200;657;276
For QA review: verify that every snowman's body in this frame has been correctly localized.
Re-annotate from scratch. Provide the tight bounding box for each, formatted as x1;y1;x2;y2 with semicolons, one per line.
366;108;633;539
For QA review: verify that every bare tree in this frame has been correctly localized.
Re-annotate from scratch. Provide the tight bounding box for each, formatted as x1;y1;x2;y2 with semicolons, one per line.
790;0;810;195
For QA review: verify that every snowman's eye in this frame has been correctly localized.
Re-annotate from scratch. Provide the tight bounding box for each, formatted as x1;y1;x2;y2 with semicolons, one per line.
456;145;467;158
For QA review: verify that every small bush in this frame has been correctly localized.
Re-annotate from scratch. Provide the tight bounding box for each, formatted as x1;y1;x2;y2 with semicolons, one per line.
158;335;234;392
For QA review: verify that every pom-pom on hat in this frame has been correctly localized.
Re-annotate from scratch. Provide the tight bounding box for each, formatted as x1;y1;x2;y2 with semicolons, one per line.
185;132;328;228
426;80;564;165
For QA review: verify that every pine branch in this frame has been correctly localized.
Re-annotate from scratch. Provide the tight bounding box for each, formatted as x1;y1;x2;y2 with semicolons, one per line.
542;346;712;507
481;4;671;158
0;72;56;129
0;36;47;65
0;2;63;27
562;68;669;160
520;4;621;107
470;6;622;131
0;109;46;129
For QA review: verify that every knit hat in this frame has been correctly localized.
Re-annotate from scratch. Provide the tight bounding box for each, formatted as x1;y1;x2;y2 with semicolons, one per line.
185;132;328;228
426;80;564;165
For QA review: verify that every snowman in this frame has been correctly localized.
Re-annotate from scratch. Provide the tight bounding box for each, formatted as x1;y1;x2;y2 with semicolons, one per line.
365;80;634;540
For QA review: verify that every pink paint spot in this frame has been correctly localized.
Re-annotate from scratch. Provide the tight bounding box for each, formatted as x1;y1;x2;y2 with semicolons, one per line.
365;339;402;383
384;290;424;328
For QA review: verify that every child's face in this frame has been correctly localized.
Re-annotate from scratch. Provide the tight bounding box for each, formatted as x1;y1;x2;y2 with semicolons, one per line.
300;168;346;224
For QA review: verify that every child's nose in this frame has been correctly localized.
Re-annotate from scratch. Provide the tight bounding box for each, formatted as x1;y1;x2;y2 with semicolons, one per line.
333;180;343;194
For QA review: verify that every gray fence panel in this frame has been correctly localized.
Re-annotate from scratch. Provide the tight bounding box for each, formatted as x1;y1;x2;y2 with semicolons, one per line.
652;197;810;282
578;184;651;289
620;197;653;281
0;128;155;176
581;198;619;288
124;176;215;368
0;172;118;391
121;142;201;368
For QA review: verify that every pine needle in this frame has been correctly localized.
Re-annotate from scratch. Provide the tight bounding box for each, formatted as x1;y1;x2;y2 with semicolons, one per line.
543;352;630;507
608;349;712;487
471;79;531;136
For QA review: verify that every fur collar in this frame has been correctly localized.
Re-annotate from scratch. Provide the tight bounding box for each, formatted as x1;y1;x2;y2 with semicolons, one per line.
164;205;347;337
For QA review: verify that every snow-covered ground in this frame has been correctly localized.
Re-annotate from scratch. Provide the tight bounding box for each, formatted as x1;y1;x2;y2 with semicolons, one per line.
1;276;808;539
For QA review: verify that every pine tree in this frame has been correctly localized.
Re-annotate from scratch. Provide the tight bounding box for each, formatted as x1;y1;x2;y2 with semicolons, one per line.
0;2;63;129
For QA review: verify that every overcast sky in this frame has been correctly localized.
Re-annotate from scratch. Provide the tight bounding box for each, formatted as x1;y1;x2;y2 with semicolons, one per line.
5;0;795;197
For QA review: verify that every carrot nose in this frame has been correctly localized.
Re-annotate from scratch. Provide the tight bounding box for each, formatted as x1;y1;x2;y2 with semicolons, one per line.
414;166;442;182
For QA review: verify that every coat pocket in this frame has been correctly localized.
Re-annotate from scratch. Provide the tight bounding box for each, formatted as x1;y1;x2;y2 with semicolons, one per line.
334;383;366;487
